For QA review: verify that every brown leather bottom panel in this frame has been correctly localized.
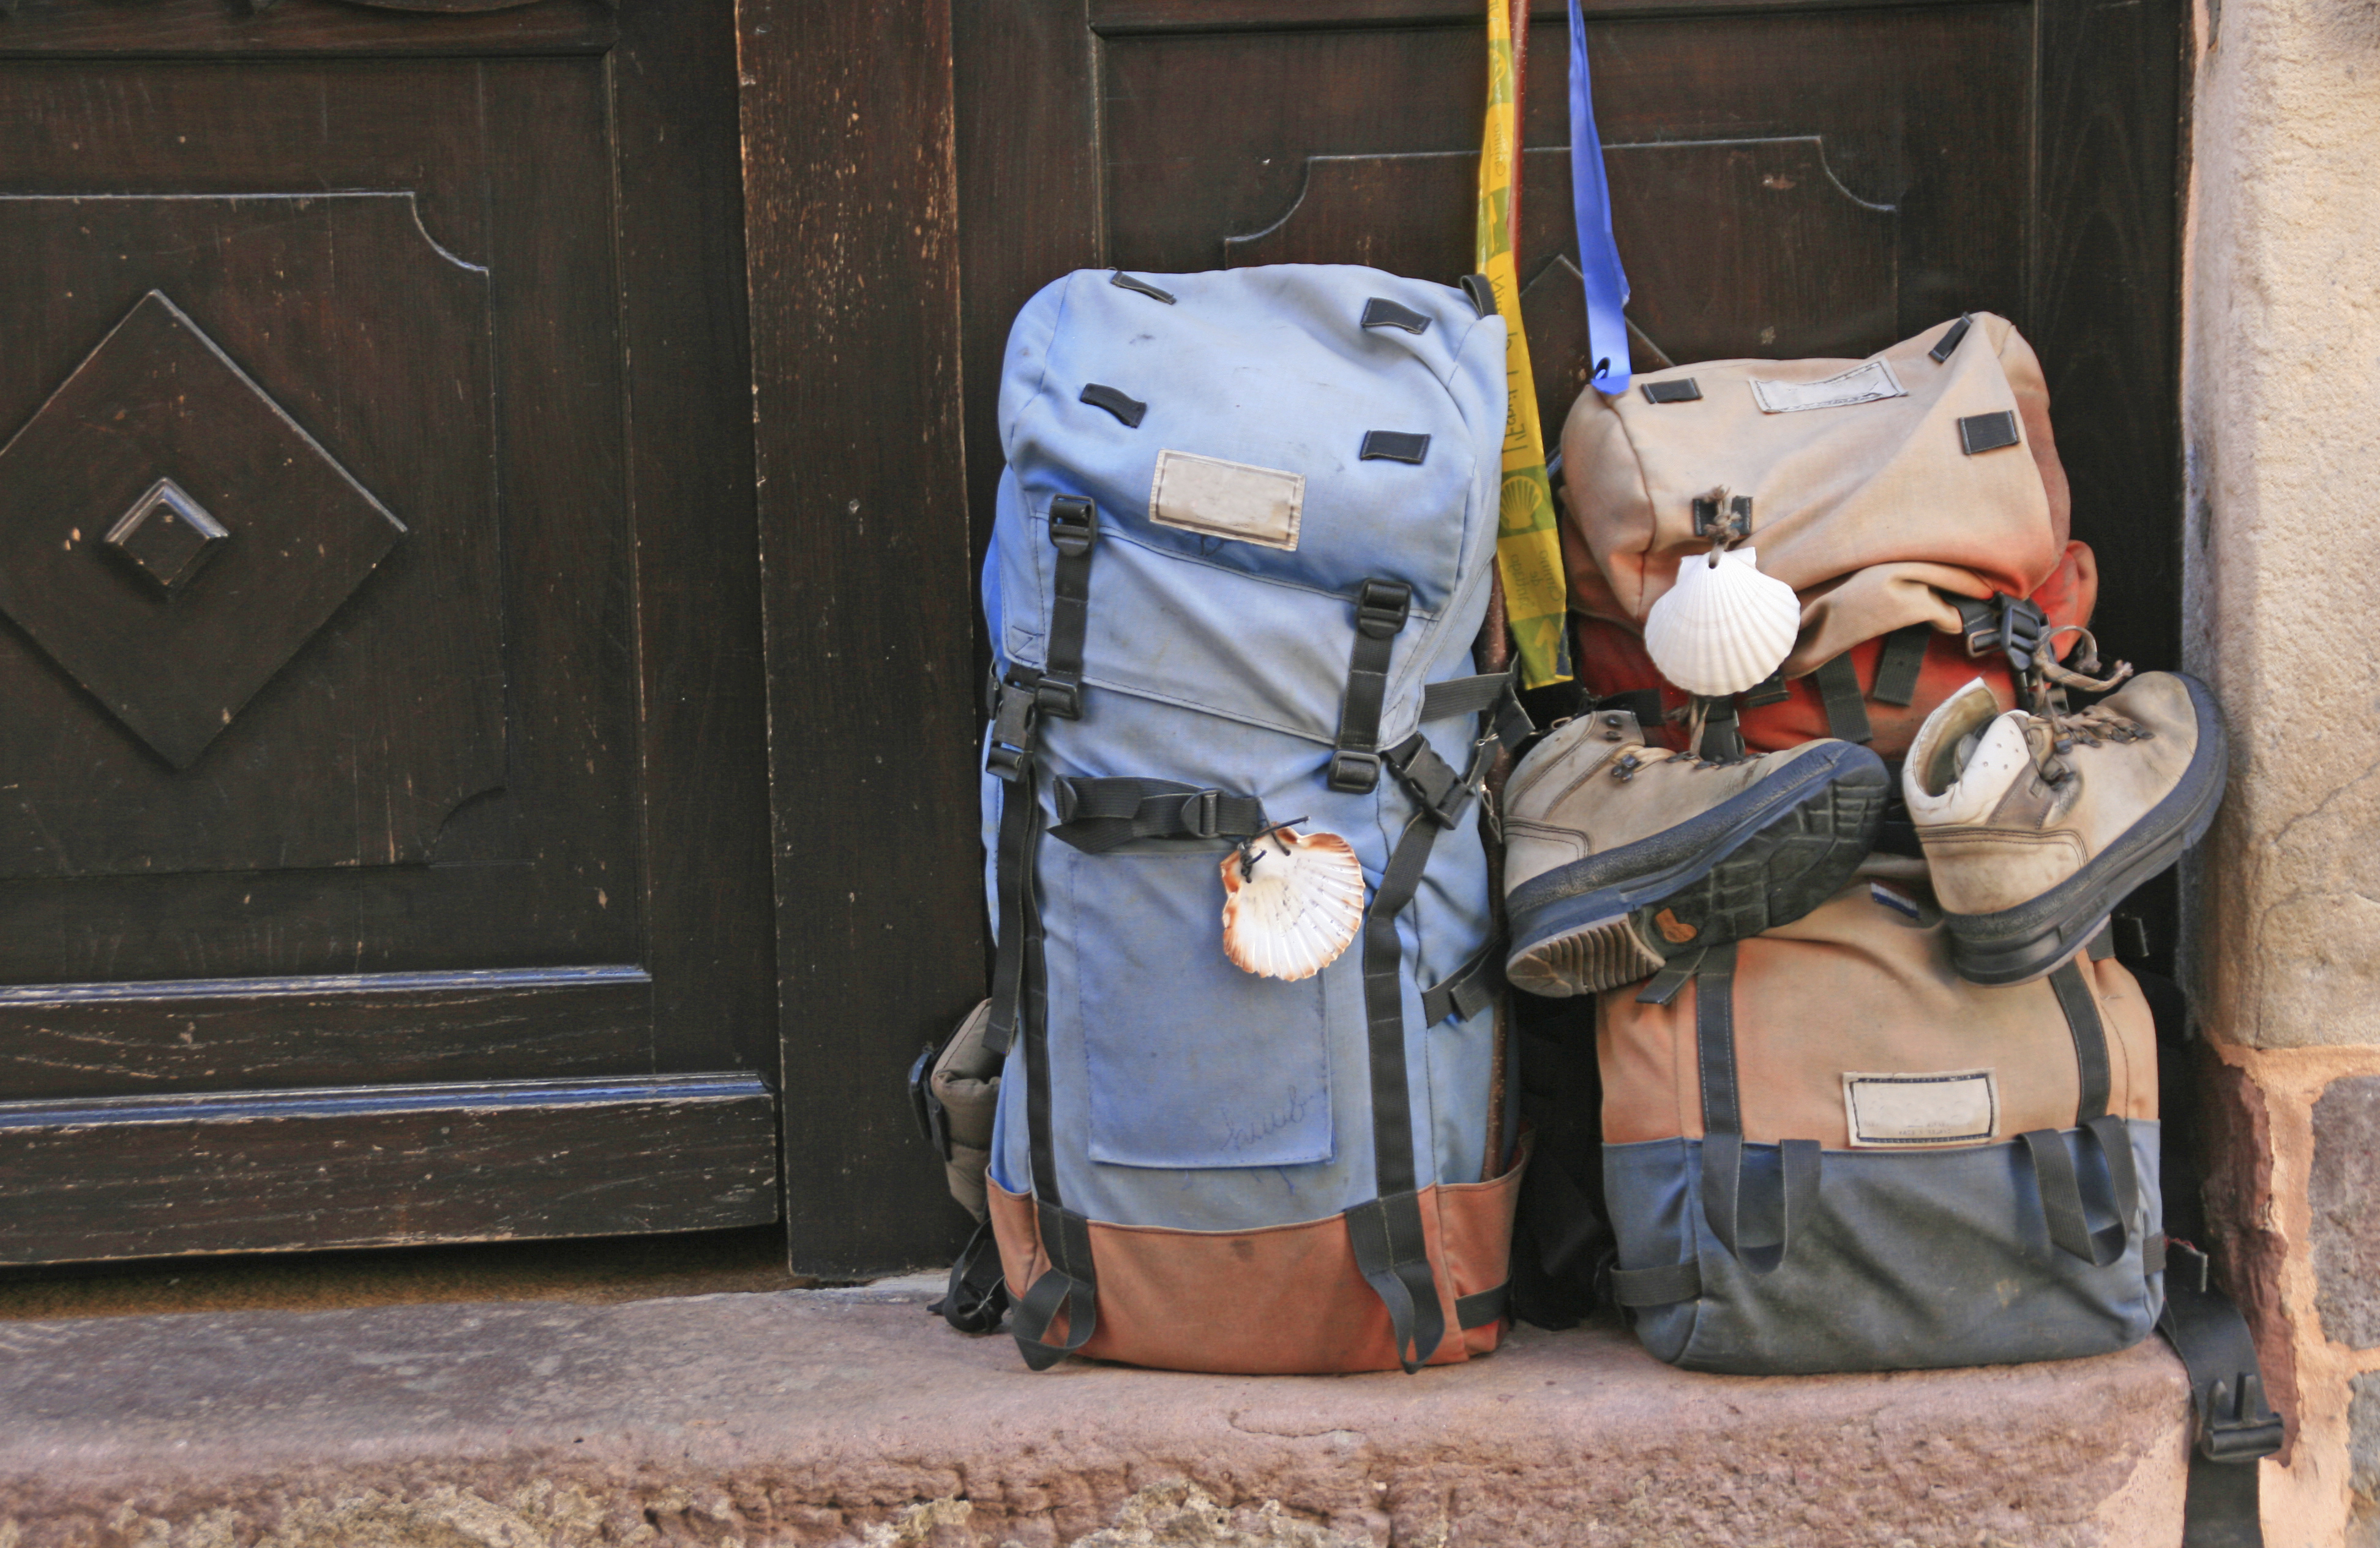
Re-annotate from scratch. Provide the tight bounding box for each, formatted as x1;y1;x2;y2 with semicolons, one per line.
986;1148;1525;1375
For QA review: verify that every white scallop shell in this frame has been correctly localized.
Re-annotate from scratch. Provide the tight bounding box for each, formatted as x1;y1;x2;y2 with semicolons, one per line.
1642;546;1803;697
1219;828;1366;982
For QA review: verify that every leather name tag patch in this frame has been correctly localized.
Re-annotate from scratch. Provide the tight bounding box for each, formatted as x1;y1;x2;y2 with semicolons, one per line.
1842;1069;1998;1146
1150;449;1304;551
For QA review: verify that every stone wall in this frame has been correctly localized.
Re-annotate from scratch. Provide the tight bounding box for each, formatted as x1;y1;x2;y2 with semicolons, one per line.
2182;0;2380;1535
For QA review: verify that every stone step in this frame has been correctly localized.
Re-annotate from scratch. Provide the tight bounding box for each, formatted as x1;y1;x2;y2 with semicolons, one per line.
0;1276;2190;1547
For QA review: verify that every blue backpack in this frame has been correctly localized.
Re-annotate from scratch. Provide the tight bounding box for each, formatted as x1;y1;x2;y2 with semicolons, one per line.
972;265;1530;1374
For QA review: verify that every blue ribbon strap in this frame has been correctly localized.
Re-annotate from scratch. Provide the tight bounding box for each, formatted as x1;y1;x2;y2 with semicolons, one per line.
1569;0;1633;395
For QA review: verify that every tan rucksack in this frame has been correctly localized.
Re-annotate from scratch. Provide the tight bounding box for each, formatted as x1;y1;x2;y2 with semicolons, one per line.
1596;869;2163;1374
1559;313;2095;757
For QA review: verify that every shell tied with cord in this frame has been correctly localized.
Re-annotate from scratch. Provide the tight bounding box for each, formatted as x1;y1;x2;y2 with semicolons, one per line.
1219;826;1366;981
1642;538;1803;699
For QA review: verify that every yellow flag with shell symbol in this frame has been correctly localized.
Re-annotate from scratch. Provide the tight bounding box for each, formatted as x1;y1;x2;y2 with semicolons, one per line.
1476;0;1572;689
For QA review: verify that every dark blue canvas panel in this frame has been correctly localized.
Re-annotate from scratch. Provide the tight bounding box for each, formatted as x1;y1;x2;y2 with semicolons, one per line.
1605;1124;2165;1375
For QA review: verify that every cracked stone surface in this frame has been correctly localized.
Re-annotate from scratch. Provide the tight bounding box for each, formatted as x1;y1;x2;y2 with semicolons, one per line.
0;1281;2189;1546
2314;1076;2380;1348
2352;1374;2380;1548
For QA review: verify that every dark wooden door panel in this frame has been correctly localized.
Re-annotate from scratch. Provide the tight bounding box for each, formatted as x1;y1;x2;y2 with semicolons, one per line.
0;967;652;1101
0;58;635;978
0;196;501;866
0;2;780;1261
0;0;614;56
0;1073;774;1263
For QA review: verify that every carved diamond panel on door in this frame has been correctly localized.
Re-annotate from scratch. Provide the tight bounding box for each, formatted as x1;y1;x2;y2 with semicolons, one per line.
0;192;503;880
0;290;408;771
0;10;782;1263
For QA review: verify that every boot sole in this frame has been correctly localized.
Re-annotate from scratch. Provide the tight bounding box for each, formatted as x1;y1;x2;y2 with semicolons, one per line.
1505;742;1892;997
1944;673;2228;986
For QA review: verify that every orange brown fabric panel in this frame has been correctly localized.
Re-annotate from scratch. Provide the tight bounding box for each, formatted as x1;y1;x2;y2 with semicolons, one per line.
1567;540;2097;761
984;1155;1525;1375
1598;878;2155;1149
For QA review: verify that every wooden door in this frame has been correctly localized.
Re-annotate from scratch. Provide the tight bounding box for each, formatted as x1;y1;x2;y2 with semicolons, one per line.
0;0;777;1262
957;0;2183;669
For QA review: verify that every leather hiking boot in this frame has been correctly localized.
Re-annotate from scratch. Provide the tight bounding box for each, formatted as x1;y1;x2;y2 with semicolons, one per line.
1501;708;1890;996
1903;671;2227;985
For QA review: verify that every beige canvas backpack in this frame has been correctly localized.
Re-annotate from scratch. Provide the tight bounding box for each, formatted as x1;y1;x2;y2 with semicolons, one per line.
1559;313;2096;757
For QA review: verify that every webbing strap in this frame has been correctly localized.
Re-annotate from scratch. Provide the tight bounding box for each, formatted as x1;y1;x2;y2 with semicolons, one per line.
1567;0;1631;392
2021;1116;2138;1267
984;750;1038;1058
1344;803;1450;1370
1345;1191;1445;1373
1421;932;1505;1025
1811;653;1874;743
1694;941;1821;1275
1610;1258;1701;1307
1328;579;1413;791
1454;1283;1510;1330
1364;812;1441;1199
2050;959;2113;1123
1012;1199;1099;1370
2159;1247;2283;1547
1048;777;1267;853
933;1217;1010;1334
1039;498;1097;719
1871;624;1931;707
1421;670;1516;722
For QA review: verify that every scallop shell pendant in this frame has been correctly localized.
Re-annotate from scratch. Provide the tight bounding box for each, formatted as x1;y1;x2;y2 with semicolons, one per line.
1219;828;1366;982
1642;545;1803;697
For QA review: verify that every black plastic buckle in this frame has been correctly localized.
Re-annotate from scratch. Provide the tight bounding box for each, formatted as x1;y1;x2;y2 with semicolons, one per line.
1383;736;1469;829
1999;595;2048;672
1034;672;1083;720
906;1042;948;1157
2198;1374;2286;1462
1356;578;1412;638
2169;1236;2212;1293
1177;788;1224;838
987;678;1038;781
1048;496;1096;556
1327;749;1382;793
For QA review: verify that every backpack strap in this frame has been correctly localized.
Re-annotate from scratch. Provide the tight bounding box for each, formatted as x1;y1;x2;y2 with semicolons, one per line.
1870;623;1932;706
1693;940;1821;1276
1421;931;1505;1025
1047;777;1268;853
2160;1240;2285;1546
1036;496;1097;720
1809;653;1874;744
1345;802;1451;1372
2020;960;2141;1266
979;505;1105;1369
1328;578;1413;793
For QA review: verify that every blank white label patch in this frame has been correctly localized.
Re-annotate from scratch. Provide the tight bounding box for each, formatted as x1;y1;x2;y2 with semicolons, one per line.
1843;1069;1997;1146
1749;360;1907;414
1150;450;1304;551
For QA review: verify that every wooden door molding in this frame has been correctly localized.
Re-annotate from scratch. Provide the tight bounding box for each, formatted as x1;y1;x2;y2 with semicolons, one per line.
738;0;986;1275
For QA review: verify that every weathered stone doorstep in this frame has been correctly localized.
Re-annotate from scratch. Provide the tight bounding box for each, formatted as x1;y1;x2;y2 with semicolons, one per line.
0;1275;2190;1547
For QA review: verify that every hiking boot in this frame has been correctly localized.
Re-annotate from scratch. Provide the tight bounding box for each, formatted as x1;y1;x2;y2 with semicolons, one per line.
1501;709;1891;996
1903;671;2227;985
